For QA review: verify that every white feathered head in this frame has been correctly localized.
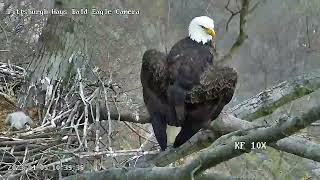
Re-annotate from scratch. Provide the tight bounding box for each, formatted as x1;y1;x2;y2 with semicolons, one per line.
189;16;216;44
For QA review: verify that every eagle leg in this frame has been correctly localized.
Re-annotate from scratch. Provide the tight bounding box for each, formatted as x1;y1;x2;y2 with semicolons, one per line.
167;84;186;126
151;112;167;151
173;122;202;148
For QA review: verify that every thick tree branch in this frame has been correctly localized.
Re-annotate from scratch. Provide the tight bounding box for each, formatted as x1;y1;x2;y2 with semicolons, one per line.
132;109;320;167
212;114;320;163
63;167;236;180
188;106;320;176
63;107;320;180
270;136;320;162
228;69;320;120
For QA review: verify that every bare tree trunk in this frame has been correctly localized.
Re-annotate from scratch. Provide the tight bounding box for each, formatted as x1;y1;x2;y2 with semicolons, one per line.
27;15;86;83
20;2;92;107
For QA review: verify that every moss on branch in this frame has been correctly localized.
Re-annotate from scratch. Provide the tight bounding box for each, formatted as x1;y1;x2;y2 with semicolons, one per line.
244;83;320;121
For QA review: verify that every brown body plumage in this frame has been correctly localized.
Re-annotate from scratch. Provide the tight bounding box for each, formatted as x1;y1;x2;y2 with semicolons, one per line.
141;16;238;150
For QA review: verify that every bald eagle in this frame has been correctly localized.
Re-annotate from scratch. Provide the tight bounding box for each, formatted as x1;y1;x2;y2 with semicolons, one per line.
141;16;237;150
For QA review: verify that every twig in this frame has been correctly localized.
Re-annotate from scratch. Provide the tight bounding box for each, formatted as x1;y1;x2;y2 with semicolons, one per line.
123;121;157;144
217;0;250;65
248;0;262;13
77;69;89;149
225;0;241;31
94;100;100;152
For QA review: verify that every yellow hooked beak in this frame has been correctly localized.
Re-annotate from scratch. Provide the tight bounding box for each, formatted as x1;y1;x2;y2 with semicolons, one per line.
205;28;216;38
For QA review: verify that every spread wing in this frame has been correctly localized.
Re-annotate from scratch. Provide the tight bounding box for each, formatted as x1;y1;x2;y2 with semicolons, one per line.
186;66;238;104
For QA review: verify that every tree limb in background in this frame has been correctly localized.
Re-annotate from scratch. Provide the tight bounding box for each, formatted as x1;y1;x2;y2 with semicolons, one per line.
217;0;250;65
228;69;320;120
225;0;241;31
248;0;264;14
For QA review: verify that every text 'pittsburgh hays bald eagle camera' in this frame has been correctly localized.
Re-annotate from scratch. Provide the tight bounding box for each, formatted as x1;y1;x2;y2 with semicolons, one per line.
141;16;238;151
